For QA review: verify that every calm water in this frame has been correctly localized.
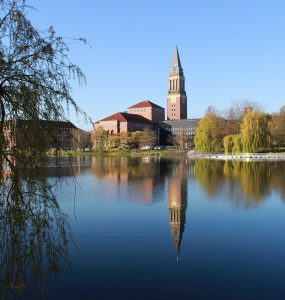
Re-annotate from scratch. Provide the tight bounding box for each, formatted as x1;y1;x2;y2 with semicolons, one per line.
12;157;285;299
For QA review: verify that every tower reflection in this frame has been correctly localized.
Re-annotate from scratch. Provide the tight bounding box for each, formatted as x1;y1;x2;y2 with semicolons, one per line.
168;161;188;260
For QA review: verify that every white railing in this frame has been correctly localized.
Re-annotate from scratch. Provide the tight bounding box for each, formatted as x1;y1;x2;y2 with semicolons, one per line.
187;152;285;161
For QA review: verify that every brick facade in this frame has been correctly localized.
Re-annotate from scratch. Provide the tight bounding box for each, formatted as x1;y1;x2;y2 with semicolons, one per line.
94;112;155;134
4;119;84;150
127;100;165;122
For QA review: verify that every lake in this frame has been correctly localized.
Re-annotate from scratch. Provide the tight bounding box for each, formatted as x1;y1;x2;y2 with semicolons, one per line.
3;156;285;299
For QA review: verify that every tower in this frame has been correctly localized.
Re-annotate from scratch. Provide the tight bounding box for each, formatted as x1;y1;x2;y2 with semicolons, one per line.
167;47;187;120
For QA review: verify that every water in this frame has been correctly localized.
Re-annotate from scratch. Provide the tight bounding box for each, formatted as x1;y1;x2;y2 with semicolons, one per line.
4;156;285;299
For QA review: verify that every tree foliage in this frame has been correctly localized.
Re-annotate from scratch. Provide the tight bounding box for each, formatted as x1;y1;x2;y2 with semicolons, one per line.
271;106;285;147
240;110;271;152
0;0;88;163
71;128;91;150
231;134;243;153
223;135;234;154
194;113;225;152
91;128;157;150
172;129;189;149
0;1;86;295
92;126;107;150
138;128;157;148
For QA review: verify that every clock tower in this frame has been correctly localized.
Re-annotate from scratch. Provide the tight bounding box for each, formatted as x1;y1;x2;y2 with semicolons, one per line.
167;47;187;120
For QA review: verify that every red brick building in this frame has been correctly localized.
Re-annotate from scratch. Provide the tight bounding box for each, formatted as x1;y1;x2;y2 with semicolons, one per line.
127;100;165;122
94;100;164;134
94;112;154;134
3;119;84;150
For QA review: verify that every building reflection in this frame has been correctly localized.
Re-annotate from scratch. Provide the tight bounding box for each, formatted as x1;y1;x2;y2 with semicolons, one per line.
167;160;189;260
91;156;165;205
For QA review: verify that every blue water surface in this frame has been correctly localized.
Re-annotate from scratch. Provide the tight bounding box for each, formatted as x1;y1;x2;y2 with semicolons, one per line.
46;157;285;300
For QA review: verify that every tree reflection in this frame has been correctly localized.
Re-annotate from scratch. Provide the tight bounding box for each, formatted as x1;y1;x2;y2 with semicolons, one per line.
225;161;271;203
270;161;285;202
194;159;224;196
0;162;70;299
195;159;285;209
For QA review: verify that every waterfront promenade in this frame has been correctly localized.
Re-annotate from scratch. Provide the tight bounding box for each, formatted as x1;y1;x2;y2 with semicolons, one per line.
188;152;285;161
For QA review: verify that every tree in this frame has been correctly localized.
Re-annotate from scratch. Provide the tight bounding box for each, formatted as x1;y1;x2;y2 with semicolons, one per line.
172;129;189;149
139;128;157;148
271;106;285;147
0;0;88;164
92;126;107;150
223;101;261;138
107;133;120;149
232;134;243;153
223;135;234;154
118;132;130;149
194;113;225;152
128;131;143;149
0;1;87;295
240;110;271;153
72;128;91;150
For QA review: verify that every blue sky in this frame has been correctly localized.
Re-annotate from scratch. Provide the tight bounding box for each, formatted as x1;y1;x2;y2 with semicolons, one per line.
28;0;285;129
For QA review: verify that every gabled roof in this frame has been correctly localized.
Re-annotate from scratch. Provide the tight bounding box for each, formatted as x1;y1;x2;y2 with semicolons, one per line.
128;100;164;110
98;112;153;124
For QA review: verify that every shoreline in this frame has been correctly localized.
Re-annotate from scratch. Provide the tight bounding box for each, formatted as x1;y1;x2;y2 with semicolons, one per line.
188;152;285;161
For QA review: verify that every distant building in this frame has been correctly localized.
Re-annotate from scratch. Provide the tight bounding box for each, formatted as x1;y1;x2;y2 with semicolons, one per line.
159;119;199;146
4;119;84;150
94;111;155;134
93;47;200;148
167;47;187;120
127;100;165;122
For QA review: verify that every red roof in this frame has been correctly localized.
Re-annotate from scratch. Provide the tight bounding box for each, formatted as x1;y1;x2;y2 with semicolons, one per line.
99;112;152;124
128;100;163;109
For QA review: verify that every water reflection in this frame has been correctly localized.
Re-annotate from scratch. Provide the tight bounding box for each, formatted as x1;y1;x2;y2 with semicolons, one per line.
91;157;285;254
195;159;285;209
168;162;188;260
91;156;192;259
0;161;73;299
91;156;169;205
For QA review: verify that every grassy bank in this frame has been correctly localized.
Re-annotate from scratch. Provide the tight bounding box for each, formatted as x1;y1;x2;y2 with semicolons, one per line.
58;148;189;157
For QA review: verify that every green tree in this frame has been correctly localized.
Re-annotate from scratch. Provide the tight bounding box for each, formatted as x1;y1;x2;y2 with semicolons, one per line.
194;113;225;152
139;128;157;148
224;101;260;136
232;134;243;153
119;132;130;149
128;131;143;149
0;0;88;162
240;110;271;153
107;133;120;148
0;1;87;296
92;126;107;150
223;135;234;154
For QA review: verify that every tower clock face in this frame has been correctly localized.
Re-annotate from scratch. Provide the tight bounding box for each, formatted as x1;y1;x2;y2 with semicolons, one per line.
171;98;176;103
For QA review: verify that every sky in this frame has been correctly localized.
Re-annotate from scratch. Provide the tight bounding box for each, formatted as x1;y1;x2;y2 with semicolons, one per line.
28;0;285;130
